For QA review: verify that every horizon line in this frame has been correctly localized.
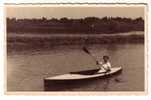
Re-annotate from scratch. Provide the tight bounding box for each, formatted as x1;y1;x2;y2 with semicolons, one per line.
6;16;144;20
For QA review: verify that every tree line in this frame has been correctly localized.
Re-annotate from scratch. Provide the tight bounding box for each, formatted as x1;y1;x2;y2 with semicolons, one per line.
7;16;144;34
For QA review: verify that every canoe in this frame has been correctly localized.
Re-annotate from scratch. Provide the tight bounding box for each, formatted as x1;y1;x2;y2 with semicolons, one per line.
44;67;122;91
44;67;122;81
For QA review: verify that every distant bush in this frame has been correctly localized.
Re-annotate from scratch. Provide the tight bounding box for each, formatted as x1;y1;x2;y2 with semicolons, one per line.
6;16;144;34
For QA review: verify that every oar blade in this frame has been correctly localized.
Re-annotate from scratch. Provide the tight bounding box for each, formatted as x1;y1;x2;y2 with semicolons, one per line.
82;47;91;54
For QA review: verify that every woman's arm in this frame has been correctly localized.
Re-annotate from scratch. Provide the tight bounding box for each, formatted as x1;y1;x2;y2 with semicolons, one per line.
96;61;102;65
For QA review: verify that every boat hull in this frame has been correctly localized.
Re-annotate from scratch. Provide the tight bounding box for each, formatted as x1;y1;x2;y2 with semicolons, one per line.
44;67;122;91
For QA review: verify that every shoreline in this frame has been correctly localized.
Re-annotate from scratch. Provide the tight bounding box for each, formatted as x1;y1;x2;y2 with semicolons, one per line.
7;31;144;53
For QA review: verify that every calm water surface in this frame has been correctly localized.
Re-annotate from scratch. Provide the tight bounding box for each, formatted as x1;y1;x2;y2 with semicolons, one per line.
7;43;144;91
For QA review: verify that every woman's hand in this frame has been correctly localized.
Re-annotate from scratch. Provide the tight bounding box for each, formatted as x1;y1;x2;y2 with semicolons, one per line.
96;61;102;65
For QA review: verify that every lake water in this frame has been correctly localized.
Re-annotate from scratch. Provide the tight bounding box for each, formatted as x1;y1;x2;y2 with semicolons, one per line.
7;43;144;91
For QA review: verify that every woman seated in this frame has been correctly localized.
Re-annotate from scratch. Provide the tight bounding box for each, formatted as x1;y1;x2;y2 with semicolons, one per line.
96;55;111;72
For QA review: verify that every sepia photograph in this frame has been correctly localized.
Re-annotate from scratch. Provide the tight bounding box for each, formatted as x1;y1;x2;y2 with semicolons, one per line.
5;4;147;94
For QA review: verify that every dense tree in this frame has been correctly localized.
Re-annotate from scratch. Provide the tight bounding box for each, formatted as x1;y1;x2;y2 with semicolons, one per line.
7;16;144;34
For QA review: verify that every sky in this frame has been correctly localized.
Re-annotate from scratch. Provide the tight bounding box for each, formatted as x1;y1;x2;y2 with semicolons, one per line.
6;6;145;19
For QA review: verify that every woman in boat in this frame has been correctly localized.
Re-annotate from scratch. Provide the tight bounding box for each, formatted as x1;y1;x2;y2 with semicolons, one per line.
96;55;111;72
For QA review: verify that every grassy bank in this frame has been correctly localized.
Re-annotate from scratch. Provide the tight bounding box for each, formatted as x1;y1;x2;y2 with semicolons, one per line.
7;32;144;53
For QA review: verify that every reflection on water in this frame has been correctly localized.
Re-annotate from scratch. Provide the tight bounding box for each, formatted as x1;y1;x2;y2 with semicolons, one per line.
102;78;110;91
7;43;144;91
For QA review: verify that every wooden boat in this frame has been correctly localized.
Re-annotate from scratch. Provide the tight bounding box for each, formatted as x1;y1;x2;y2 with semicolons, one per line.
44;67;122;81
44;67;122;91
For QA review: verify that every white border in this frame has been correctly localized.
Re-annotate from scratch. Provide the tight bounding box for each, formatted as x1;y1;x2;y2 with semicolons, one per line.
4;0;148;4
0;0;151;100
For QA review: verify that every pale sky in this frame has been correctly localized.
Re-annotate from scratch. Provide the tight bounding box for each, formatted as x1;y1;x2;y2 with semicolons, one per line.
6;6;145;19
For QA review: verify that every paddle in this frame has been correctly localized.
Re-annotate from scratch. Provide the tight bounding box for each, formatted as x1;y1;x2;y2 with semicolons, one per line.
82;46;108;72
82;46;98;64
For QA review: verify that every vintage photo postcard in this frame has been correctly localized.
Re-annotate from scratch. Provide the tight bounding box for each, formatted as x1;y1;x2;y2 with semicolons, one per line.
5;4;147;95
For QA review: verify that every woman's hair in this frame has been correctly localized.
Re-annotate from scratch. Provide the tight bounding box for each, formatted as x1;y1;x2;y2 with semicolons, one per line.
103;55;109;60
